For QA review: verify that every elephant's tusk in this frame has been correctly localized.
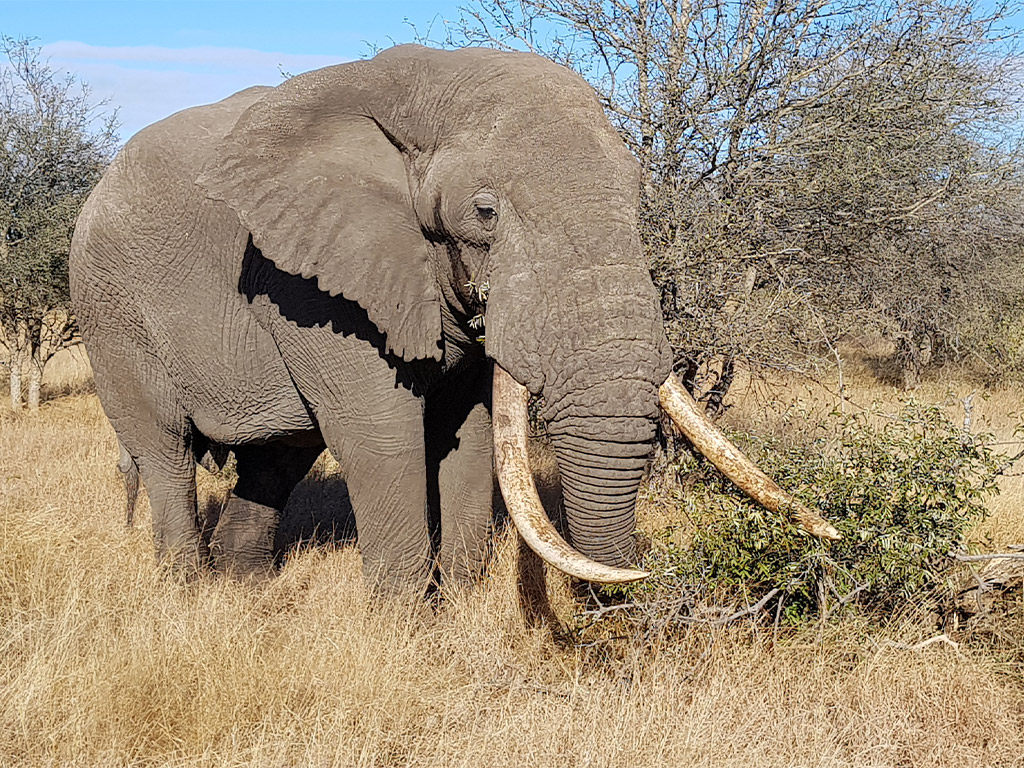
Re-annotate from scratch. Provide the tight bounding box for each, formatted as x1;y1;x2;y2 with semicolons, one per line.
658;373;841;540
492;366;650;584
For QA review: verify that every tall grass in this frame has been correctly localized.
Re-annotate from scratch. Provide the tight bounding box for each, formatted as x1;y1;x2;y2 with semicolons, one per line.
1;382;1022;766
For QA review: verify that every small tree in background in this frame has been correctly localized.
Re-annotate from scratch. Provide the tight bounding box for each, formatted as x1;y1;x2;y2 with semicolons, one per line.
0;36;118;410
445;0;1024;399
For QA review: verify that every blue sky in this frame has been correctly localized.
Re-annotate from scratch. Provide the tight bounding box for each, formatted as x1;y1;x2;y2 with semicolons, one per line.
2;1;1021;142
0;1;468;139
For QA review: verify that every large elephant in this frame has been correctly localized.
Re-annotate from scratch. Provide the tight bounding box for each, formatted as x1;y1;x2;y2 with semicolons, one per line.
70;45;836;592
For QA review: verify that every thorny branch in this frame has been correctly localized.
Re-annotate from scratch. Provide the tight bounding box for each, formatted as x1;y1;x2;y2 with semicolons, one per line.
576;586;783;645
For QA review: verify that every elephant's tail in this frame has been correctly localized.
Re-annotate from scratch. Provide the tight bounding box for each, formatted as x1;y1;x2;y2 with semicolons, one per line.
117;440;140;527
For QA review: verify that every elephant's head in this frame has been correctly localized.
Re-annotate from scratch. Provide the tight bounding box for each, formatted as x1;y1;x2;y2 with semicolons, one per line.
200;45;838;583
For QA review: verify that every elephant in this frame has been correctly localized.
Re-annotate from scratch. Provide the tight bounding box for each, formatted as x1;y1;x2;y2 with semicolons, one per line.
118;436;228;528
70;45;837;592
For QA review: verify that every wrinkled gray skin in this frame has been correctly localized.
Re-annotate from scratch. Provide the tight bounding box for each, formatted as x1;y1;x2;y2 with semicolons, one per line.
70;45;670;591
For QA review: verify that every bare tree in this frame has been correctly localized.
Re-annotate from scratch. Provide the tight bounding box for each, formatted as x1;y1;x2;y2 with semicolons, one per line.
444;0;1024;398
0;36;118;409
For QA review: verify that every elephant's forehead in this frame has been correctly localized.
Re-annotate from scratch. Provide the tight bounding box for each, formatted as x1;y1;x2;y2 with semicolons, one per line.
502;139;639;208
429;59;611;131
455;113;639;190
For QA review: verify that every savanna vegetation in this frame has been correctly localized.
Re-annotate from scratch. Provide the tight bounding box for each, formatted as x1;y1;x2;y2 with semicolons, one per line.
2;0;1024;764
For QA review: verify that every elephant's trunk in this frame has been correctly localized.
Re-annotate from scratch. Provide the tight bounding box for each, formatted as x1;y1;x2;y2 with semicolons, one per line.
492;366;649;584
549;429;651;566
539;363;661;570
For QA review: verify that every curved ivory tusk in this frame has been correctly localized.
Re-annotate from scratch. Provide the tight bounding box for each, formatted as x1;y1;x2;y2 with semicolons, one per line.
659;373;842;540
492;366;650;584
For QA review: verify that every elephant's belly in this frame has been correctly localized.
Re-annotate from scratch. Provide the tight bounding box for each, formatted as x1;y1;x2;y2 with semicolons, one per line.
188;383;315;447
153;282;316;445
178;334;316;446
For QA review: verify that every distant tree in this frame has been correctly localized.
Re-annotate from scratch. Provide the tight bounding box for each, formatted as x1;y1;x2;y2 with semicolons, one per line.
0;36;118;409
445;0;1024;399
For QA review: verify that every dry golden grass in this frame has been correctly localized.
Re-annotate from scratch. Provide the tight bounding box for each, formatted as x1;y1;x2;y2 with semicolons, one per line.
2;357;1023;767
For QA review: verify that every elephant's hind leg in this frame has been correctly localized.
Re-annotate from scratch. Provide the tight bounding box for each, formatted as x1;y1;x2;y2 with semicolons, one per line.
82;293;206;574
209;443;323;578
126;412;206;578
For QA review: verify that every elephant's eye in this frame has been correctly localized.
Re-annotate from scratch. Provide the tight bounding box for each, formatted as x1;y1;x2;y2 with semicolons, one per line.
472;192;499;232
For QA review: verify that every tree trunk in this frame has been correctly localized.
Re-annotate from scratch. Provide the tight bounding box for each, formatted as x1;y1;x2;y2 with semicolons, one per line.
896;330;933;390
9;364;22;410
26;336;47;410
7;320;34;410
900;357;921;391
26;361;41;410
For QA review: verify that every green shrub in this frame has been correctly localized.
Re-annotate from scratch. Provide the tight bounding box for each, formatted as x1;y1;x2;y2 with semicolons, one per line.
627;400;1009;625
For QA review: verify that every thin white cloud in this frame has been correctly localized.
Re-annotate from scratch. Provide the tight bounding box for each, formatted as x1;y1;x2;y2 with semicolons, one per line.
44;41;342;75
35;42;349;141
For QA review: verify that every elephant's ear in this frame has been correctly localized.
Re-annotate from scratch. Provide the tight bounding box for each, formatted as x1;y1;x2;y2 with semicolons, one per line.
197;65;441;361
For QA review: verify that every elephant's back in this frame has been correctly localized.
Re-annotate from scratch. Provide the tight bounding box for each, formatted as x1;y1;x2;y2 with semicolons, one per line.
121;86;273;178
72;86;273;278
71;86;273;331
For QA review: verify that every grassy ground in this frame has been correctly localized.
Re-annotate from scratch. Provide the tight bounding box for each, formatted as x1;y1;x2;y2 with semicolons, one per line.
1;349;1022;767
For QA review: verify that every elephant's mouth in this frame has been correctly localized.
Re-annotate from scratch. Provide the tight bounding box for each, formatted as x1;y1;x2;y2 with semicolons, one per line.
491;366;841;585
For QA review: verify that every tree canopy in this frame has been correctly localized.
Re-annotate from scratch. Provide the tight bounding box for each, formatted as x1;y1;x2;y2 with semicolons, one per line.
445;0;1024;397
0;35;118;408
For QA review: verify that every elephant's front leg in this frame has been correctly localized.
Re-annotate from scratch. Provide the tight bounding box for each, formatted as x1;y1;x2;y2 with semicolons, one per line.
426;361;494;586
322;383;433;594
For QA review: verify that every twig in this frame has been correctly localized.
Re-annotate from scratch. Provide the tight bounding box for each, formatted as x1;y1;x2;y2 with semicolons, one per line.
579;601;640;620
996;447;1024;476
959;565;992;615
772;590;785;645
711;588;780;625
580;588;781;649
876;634;961;656
644;592;693;642
820;581;870;623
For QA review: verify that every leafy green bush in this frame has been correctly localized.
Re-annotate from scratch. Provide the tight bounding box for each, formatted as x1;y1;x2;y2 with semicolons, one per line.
629;400;1008;624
